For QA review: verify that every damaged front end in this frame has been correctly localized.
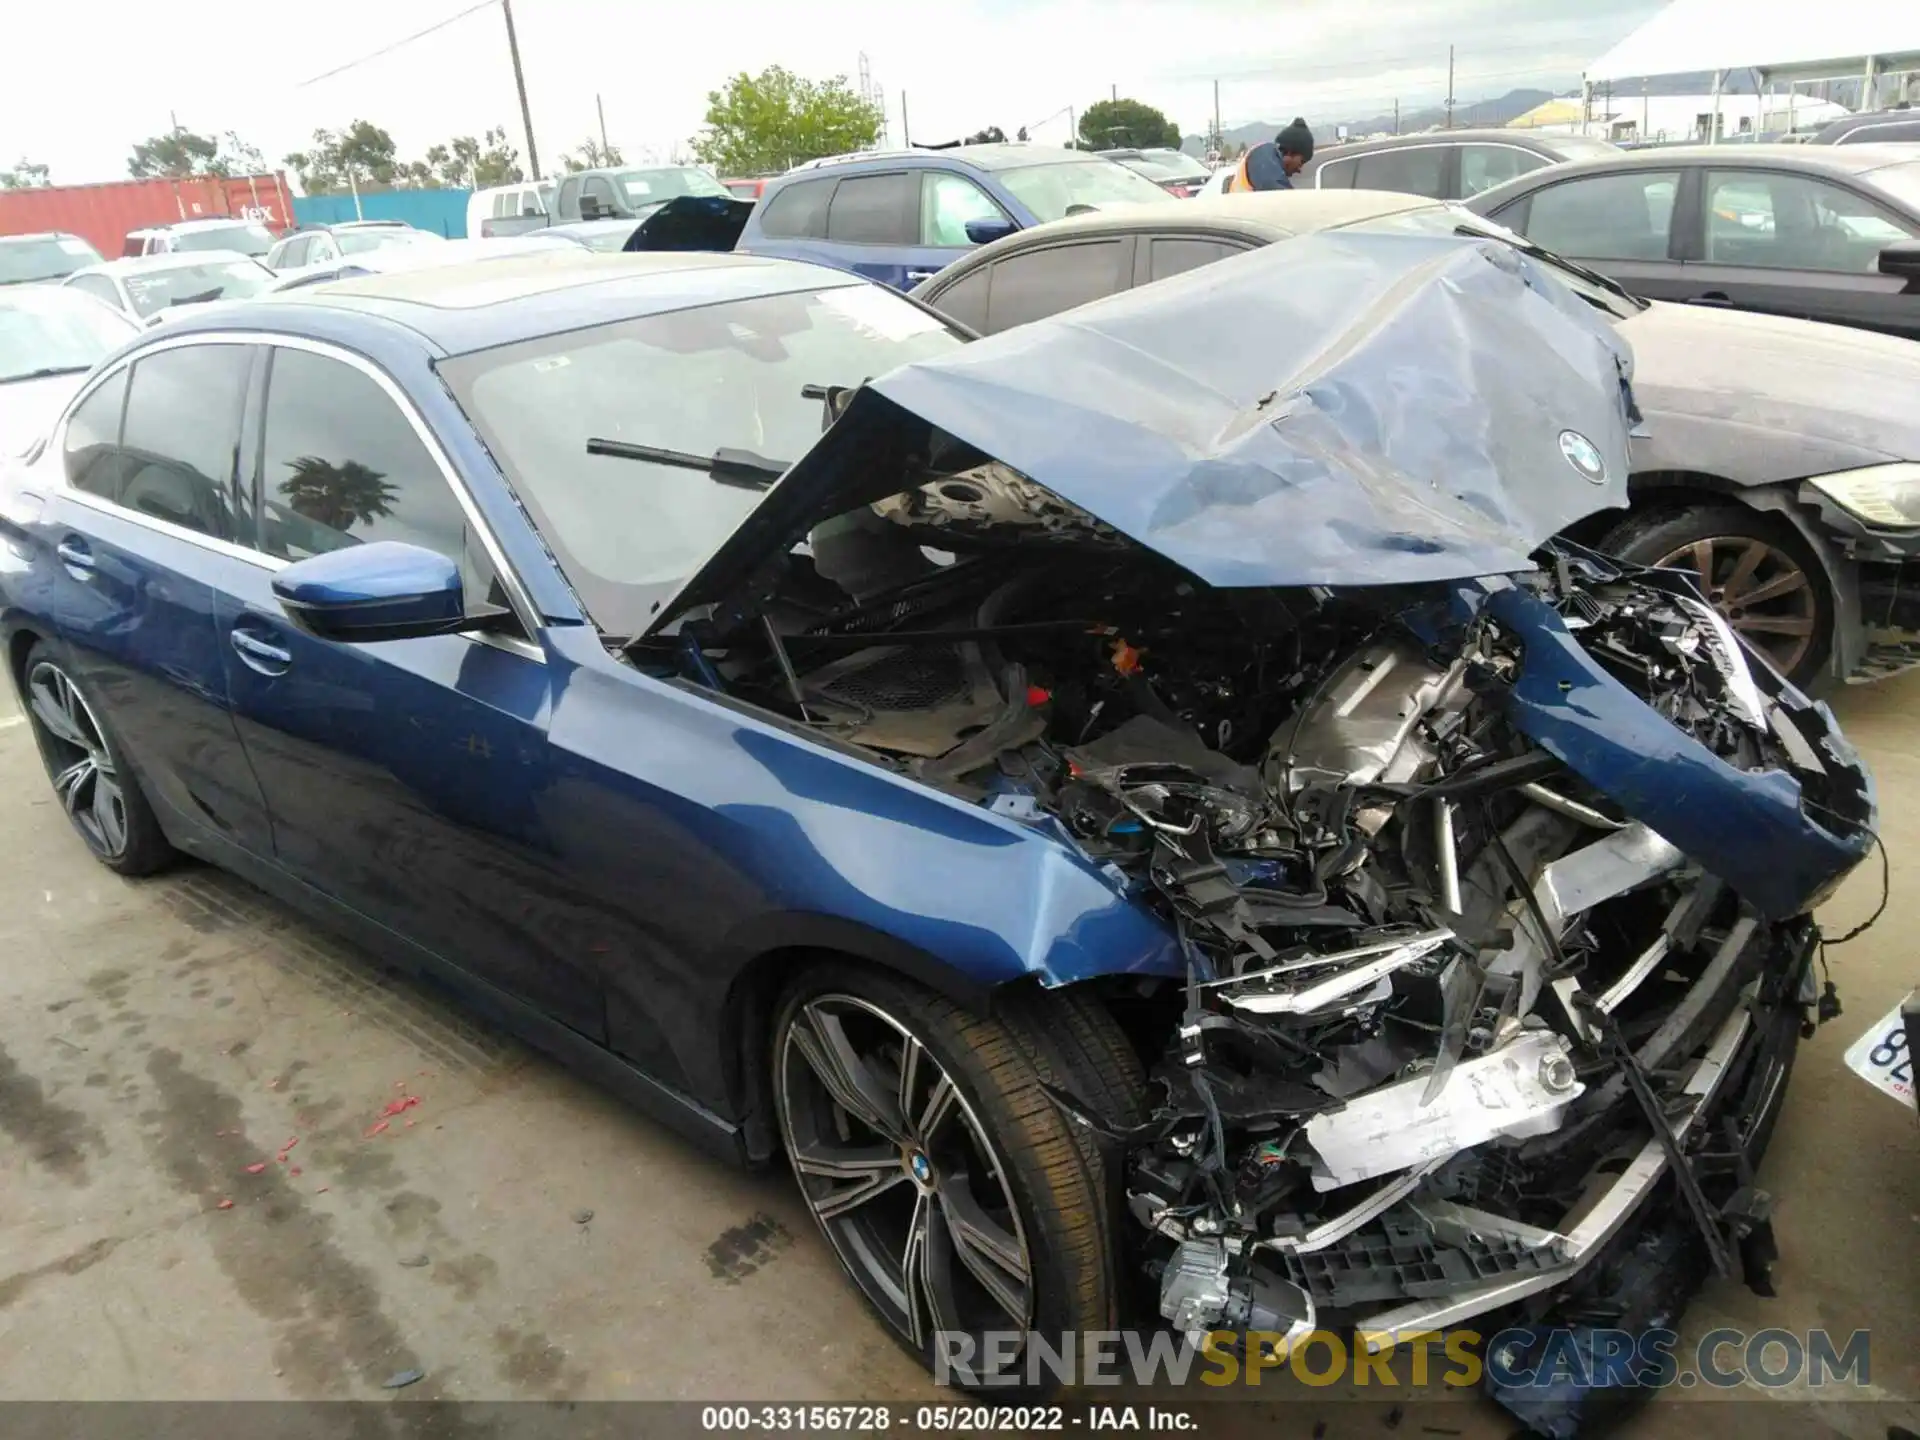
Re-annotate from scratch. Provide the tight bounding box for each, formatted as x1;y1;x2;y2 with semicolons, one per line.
1087;549;1872;1361
637;234;1877;1402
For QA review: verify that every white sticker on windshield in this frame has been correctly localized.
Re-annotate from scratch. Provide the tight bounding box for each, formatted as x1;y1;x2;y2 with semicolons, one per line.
533;355;571;372
818;284;946;342
59;238;95;255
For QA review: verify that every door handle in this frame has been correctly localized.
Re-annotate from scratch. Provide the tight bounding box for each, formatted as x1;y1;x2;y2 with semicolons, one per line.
55;538;95;576
906;269;938;283
230;626;293;674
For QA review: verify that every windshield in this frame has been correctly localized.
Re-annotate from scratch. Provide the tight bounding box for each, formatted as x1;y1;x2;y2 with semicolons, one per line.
0;288;137;382
614;168;730;206
337;228;442;256
172;223;276;257
441;283;966;636
1866;160;1920;213
1133;149;1210;182
122;260;273;318
0;234;104;286
1339;203;1646;319
998;158;1179;220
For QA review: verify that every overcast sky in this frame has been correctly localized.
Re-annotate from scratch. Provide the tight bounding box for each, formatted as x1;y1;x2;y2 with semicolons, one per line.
4;0;1670;185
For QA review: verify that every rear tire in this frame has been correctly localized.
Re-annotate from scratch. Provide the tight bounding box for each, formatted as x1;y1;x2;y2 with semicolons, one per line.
1599;505;1833;687
20;642;174;875
770;964;1145;1390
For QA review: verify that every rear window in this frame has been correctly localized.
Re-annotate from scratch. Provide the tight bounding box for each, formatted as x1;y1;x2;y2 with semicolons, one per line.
122;259;273;318
826;173;917;244
758;178;833;238
0;235;104;285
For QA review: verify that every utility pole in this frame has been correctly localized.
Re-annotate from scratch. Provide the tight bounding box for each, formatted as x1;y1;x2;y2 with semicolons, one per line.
1212;79;1221;156
1069;104;1076;149
1445;45;1455;129
596;94;608;153
1393;97;1400;134
501;0;541;179
1112;83;1118;102
901;91;911;146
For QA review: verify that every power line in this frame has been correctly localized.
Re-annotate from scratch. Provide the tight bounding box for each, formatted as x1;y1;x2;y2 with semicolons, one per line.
298;0;499;87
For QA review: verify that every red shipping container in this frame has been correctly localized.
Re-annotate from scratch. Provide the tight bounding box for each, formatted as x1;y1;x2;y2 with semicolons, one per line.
0;173;294;260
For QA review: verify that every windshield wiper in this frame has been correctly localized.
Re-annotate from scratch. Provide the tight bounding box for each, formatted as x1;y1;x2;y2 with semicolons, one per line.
585;437;788;490
169;287;225;307
1454;225;1643;309
0;364;93;383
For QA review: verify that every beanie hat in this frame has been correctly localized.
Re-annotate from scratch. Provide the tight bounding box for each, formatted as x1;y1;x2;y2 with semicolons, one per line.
1276;117;1314;160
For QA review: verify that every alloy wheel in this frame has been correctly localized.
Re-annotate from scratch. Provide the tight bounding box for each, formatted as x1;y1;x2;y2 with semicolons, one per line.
776;994;1033;1352
1654;535;1819;675
26;661;129;858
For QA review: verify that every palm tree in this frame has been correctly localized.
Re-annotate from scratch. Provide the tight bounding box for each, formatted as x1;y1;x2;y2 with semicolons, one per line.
278;456;398;534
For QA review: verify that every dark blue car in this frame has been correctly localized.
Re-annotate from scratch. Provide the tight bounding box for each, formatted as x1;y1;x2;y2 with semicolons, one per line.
0;242;1873;1394
738;143;1180;291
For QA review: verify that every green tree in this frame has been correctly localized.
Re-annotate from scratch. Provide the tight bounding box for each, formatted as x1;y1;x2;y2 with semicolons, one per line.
128;127;220;178
0;157;50;189
285;121;400;193
689;66;882;175
964;126;1007;145
560;137;625;172
1077;98;1182;150
279;457;398;533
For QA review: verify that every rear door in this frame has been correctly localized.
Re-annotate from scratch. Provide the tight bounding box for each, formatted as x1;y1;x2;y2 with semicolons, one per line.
1131;233;1256;286
12;343;274;857
1349;144;1453;199
820;170;923;289
975;236;1135;334
1488;166;1689;300
215;340;605;1041
1681;166;1920;338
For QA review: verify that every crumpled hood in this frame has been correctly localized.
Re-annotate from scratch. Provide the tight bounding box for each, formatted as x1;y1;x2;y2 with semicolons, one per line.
657;232;1642;629
1620;300;1920;471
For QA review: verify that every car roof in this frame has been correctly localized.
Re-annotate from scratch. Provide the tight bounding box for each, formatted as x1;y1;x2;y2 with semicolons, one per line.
80;250;265;275
0;231;85;244
791;143;1089;177
1313;128;1573;157
165;249;866;356
957;189;1439;246
136;217;270;234
1489;141;1920;178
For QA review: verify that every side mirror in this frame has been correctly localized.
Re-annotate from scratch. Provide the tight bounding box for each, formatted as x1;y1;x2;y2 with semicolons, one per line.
577;193;603;220
964;216;1017;245
1880;239;1920;281
272;541;469;643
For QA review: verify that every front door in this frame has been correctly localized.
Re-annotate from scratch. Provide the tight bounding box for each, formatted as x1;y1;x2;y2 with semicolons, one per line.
1496;167;1690;302
1683;167;1920;339
216;341;605;1041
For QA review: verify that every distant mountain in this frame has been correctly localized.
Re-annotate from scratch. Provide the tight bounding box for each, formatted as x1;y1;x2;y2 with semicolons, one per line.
1185;88;1560;154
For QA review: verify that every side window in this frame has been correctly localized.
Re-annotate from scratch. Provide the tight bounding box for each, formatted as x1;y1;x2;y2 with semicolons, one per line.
492;192;519;219
62;368;129;499
1313;157;1359;190
277;236;311;268
257;348;503;612
1351;146;1448;199
520;190;544;216
926;265;990;331
1148;236;1249;282
758;178;834;239
984;239;1129;332
920;172;1007;247
583;176;616;207
114;346;251;542
826;173;917;245
1704;170;1914;273
307;235;339;264
1459;145;1549;197
1520;171;1679;261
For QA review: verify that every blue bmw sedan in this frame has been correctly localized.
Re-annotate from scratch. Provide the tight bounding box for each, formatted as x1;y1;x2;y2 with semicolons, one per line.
0;243;1876;1390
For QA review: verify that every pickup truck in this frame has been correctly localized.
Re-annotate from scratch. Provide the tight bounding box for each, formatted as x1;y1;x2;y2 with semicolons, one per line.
624;142;1178;291
481;166;736;237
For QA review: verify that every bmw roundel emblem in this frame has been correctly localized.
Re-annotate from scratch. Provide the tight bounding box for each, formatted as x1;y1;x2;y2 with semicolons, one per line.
1558;430;1608;485
909;1152;932;1183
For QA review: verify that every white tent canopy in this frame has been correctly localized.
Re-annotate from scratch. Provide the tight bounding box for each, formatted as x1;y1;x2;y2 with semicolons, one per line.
1587;0;1920;85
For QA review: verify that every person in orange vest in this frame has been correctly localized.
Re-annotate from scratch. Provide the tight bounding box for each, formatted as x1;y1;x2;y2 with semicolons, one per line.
1230;118;1315;191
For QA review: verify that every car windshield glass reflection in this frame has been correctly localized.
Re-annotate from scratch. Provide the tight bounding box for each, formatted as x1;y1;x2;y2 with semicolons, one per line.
0;291;136;382
0;235;104;285
122;261;272;317
441;283;966;635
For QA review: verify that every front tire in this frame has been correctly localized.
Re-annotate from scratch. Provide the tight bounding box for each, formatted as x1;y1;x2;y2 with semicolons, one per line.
20;643;174;875
1599;505;1833;686
770;965;1142;1388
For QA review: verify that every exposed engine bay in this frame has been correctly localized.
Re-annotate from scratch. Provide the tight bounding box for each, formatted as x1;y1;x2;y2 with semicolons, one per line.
642;449;1874;1367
